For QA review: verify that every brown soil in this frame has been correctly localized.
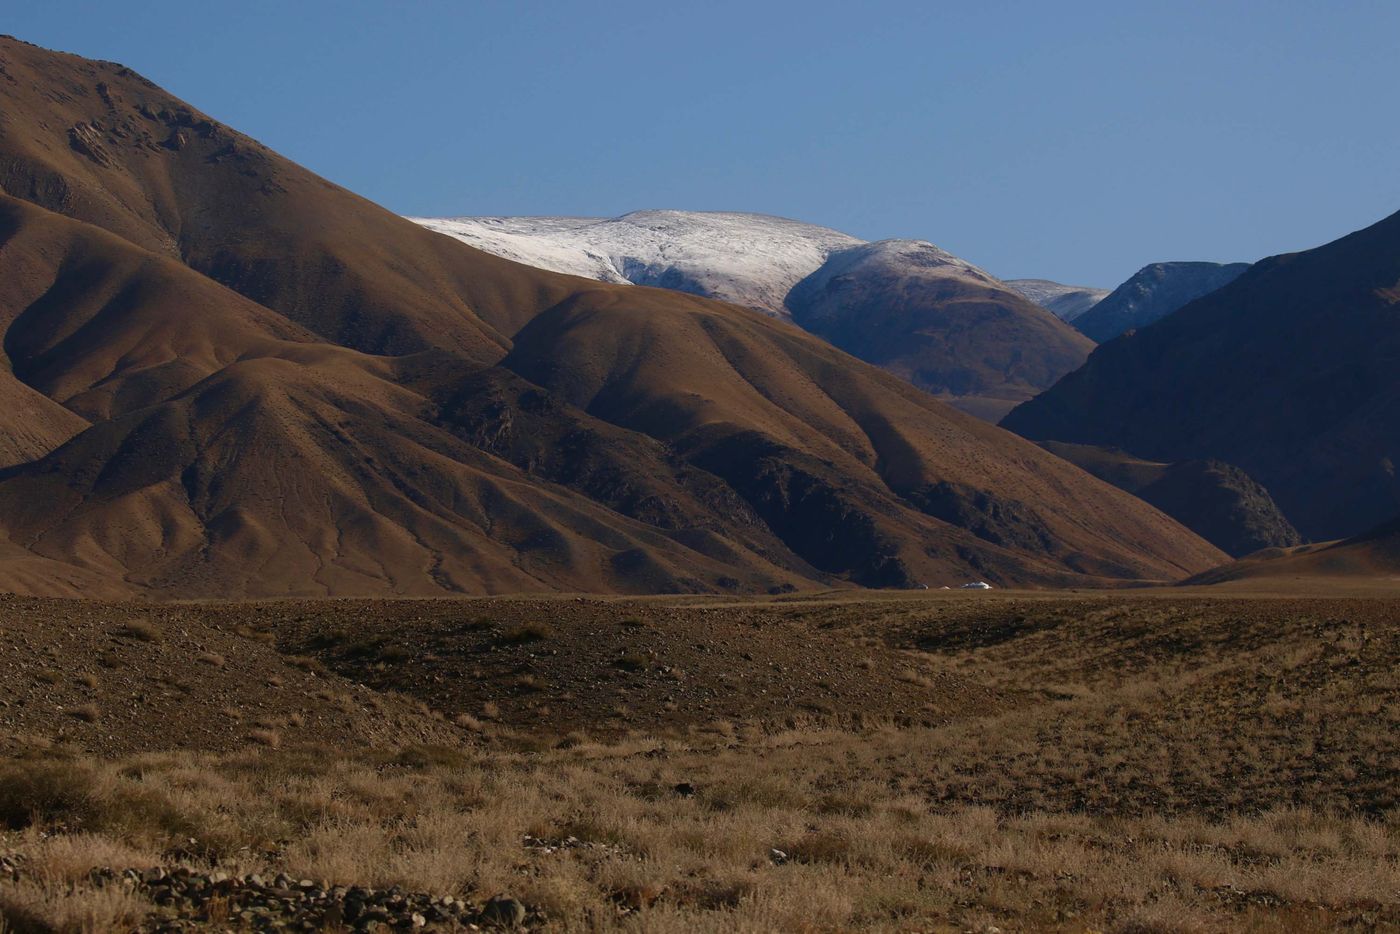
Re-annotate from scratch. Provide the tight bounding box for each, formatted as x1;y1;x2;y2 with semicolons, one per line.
0;594;1000;755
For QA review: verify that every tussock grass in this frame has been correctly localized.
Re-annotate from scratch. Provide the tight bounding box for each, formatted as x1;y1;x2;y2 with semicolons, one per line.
2;594;1396;930
500;620;555;644
65;704;100;724
0;733;1395;932
116;619;160;642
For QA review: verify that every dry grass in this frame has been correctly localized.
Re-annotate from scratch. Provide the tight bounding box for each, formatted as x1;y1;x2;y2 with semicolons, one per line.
453;713;485;732
232;623;277;644
0;736;1394;932
0;853;151;934
1;593;1395;931
501;620;555;644
246;730;280;748
116;619;160;643
285;655;325;675
65;704;100;724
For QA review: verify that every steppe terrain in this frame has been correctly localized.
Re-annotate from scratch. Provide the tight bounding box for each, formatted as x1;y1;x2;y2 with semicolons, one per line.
1;587;1395;932
0;31;1398;934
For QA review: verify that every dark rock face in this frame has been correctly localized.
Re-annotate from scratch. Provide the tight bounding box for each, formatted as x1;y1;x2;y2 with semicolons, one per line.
66;123;115;166
907;481;1055;553
1135;460;1303;557
1035;443;1301;557
690;432;913;589
1004;210;1400;543
1073;261;1250;343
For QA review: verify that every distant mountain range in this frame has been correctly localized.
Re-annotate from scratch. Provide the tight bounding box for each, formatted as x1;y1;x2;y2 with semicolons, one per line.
1072;261;1251;343
1004;210;1400;542
416;212;1095;421
4;33;1391;597
1004;279;1109;322
413;212;860;319
415;212;1310;550
0;36;1223;597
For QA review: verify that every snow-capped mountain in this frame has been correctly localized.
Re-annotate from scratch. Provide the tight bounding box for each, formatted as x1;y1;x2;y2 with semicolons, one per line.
411;209;1095;420
412;210;862;318
1005;279;1109;322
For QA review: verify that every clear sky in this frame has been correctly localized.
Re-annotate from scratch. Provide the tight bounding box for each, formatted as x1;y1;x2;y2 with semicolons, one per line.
8;0;1398;286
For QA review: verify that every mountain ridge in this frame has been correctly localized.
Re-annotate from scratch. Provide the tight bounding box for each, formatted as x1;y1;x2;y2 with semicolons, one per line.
1003;208;1400;542
416;211;1095;420
1072;261;1251;343
0;35;1227;595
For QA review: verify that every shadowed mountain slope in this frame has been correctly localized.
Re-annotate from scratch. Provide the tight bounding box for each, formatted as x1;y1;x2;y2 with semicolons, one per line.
1038;442;1302;557
0;36;1225;595
0;195;812;596
1004;210;1400;541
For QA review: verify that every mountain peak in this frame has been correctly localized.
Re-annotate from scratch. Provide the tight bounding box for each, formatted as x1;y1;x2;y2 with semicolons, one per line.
413;211;1094;419
1072;260;1250;342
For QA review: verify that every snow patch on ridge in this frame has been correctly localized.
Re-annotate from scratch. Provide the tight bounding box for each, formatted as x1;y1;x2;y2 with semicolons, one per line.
412;210;1016;320
1005;279;1109;322
411;210;866;317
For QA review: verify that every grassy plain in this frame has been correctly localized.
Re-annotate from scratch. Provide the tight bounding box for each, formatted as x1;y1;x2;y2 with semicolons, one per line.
0;588;1395;931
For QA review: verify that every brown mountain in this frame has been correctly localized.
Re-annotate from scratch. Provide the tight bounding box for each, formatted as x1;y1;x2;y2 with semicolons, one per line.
1038;442;1302;557
1003;209;1400;542
418;218;1097;422
1188;515;1400;585
786;241;1097;422
0;36;1224;596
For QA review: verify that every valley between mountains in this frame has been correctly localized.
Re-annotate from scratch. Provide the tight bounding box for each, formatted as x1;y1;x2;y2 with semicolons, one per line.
0;25;1399;934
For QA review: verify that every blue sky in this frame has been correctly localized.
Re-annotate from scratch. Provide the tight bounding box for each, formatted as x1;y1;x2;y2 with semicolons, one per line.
8;1;1398;285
